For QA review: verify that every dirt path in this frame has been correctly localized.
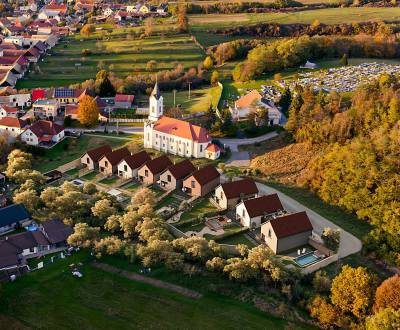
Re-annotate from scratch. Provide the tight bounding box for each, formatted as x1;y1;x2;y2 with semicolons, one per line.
93;262;203;299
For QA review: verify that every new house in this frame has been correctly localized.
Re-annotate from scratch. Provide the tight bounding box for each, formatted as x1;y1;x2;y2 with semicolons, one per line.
20;120;65;147
261;211;314;254
159;159;196;191
236;194;284;228
98;147;131;176
0;204;31;235
81;145;112;171
117;150;151;180
0;117;28;142
214;178;259;210
0;105;18;118
33;99;59;119
138;155;173;186
182;165;220;197
114;94;134;109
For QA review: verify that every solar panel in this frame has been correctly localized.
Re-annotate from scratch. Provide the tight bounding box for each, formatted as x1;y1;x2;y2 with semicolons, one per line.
54;88;75;98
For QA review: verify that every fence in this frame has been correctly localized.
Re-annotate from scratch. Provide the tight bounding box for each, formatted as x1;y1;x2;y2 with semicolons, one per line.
301;254;339;274
109;118;146;123
57;159;81;173
166;223;188;238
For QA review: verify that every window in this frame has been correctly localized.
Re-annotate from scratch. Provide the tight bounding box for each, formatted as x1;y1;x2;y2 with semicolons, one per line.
191;180;195;188
124;165;127;171
163;136;165;140
242;209;245;217
167;175;171;182
268;229;271;238
105;161;108;167
200;145;203;152
145;169;148;177
86;157;90;164
220;192;223;199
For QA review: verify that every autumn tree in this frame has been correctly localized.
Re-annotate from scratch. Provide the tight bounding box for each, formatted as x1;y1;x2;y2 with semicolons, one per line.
95;70;115;97
93;236;125;258
203;56;213;71
374;275;400;312
365;308;400;330
144;17;154;36
13;189;40;213
309;296;342;328
91;199;117;223
67;223;100;248
211;70;219;86
176;4;188;33
131;187;156;207
81;24;95;37
77;95;99;127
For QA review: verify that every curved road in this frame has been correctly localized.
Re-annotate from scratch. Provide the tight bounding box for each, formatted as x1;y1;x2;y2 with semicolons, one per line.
256;182;362;258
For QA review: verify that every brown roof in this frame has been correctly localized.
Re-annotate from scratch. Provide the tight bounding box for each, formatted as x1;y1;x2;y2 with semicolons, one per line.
143;155;172;175
191;165;220;185
269;211;313;239
41;219;73;244
101;147;130;166
235;90;262;109
28;120;64;137
221;178;258;199
85;145;112;162
122;150;151;170
0;117;27;128
5;231;48;250
243;194;283;218
166;159;196;180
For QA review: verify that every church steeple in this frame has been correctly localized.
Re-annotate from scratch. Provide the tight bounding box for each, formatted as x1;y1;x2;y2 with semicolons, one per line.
148;82;163;121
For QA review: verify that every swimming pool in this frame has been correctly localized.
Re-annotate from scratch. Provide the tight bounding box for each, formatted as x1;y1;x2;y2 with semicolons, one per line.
294;252;321;267
25;223;39;232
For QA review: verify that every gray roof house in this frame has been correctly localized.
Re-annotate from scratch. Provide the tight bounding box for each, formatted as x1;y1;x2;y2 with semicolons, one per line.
0;204;31;235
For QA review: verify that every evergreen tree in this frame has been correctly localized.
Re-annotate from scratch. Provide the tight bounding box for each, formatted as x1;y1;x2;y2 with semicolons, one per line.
340;53;348;66
95;70;115;97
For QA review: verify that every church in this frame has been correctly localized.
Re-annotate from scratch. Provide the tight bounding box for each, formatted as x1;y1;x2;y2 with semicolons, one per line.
144;83;221;160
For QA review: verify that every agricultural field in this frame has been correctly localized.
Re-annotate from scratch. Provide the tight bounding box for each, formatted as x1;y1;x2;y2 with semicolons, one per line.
17;28;205;89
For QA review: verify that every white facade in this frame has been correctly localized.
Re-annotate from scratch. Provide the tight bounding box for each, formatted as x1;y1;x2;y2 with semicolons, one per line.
0;123;25;142
8;94;31;108
236;202;256;228
0;107;17;118
21;128;64;146
117;160;138;180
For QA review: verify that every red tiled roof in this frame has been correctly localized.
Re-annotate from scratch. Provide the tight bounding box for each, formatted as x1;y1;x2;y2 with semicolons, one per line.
115;94;134;103
122;150;151;170
191;165;220;185
2;50;25;57
0;117;27;128
220;178;258;199
0;56;18;65
243;194;283;218
235;90;262;109
101;147;130;166
143;155;172;174
28;120;64;138
85;145;112;162
165;159;195;180
206;143;220;153
1;105;18;113
270;211;313;239
154;116;210;143
32;89;46;101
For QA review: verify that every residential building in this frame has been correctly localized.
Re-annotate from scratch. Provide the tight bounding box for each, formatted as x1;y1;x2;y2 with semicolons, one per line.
214;178;259;210
0;117;28;142
20;120;64;147
117;150;151;180
137;155;172;185
114;94;134;109
261;211;313;254
144;83;219;159
236;194;284;228
33;99;59;119
0;105;18;118
205;143;221;160
98;147;131;175
0;204;31;235
182;165;220;197
80;145;112;170
159;159;196;191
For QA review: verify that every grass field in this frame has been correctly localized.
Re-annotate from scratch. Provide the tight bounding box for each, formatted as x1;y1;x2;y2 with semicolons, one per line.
17;28;204;89
32;135;130;173
0;251;314;329
179;197;217;223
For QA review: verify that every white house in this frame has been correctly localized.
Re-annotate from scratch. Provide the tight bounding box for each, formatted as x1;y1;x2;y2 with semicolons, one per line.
214;178;258;210
7;93;31;108
0;105;18;118
20;120;64;147
33;99;59;119
0;117;28;142
117;150;151;179
144;83;219;159
236;194;284;228
103;7;114;17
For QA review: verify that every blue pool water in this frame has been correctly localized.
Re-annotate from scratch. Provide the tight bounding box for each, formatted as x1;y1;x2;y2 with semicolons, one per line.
25;224;39;232
294;253;320;267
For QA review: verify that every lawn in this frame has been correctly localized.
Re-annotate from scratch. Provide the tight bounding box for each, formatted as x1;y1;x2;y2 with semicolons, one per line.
64;167;79;176
120;181;141;192
80;171;98;181
17;27;205;89
32;135;128;173
218;232;257;247
179;197;217;222
98;176;119;186
156;194;182;210
0;251;313;329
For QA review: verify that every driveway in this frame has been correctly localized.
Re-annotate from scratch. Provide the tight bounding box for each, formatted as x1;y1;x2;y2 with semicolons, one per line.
256;182;362;258
219;131;279;152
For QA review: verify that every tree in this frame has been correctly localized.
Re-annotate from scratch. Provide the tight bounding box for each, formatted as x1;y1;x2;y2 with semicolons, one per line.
5;149;32;178
309;296;341;328
177;4;188;33
81;24;95;37
211;70;219;86
131;188;156;207
274;73;282;81
203;56;213;71
331;265;377;319
93;236;125;257
13;189;40;213
67;223;100;248
95;70;115;97
78;95;99;127
340;53;348;66
144;17;154;36
365;308;400;330
374;275;400;312
146;60;157;71
206;257;227;272
91;199;117;223
321;227;340;252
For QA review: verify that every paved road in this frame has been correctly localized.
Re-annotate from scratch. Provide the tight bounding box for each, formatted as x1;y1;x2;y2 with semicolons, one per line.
219;131;279;152
256;182;362;258
65;125;144;135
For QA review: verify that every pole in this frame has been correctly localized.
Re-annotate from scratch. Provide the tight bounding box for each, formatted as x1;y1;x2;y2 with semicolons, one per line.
173;89;176;107
188;82;191;100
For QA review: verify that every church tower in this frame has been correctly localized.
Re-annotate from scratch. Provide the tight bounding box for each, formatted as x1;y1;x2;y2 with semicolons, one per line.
148;82;163;121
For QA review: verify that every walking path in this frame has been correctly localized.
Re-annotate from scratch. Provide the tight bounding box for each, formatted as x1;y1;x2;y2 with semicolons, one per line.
255;182;362;258
93;262;203;299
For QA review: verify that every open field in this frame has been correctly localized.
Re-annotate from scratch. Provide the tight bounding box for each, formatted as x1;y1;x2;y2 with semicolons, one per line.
17;29;204;89
189;7;400;30
0;252;313;329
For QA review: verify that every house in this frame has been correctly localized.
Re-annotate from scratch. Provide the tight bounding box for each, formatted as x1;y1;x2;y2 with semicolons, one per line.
236;194;284;228
117;150;151;180
103;7;114;17
81;145;112;170
20;120;65;147
114;94;134;109
0;105;18;118
300;61;318;69
205;143;221;160
0;204;31;235
182;165;220;197
230;89;282;125
214;178;258;210
98;147;131;176
0;194;7;208
64;104;79;120
261;211;313;254
39;219;73;248
0;117;28;142
156;3;168;14
7;93;31;107
33;99;59;119
144;83;219;159
159;159;196;191
137;155;173;185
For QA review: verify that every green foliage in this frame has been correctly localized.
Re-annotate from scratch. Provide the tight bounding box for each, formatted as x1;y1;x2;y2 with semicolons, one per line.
95;70;115;97
340;53;348;66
